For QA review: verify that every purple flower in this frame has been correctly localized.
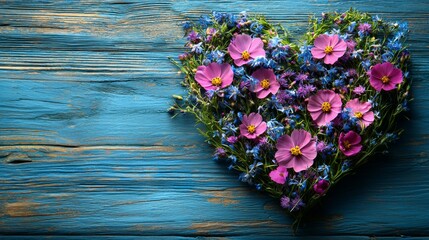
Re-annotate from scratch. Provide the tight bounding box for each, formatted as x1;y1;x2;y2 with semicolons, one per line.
187;30;200;42
227;136;238;144
228;34;265;66
339;131;362;157
311;34;347;64
313;179;330;194
353;85;365;95
369;62;403;91
307;90;342;126
269;166;288;184
275;130;317;172
195;62;233;91
239;112;267;139
250;68;280;99
358;23;372;34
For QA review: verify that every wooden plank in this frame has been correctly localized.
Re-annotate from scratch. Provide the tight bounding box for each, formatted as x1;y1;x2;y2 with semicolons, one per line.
0;0;429;238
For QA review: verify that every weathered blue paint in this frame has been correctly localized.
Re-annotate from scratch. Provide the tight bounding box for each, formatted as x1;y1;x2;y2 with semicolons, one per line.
0;0;428;238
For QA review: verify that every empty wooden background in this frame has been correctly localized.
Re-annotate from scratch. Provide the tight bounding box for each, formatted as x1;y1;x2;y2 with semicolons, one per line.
1;0;428;239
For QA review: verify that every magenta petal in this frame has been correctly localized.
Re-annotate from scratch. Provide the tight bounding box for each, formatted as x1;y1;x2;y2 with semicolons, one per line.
382;82;397;91
363;111;374;123
248;38;265;57
239;124;249;137
248;112;262;125
380;62;394;76
370;65;384;79
370;77;383;91
270;81;280;95
234;34;252;51
220;64;233;88
307;101;321;112
255;122;267;135
314;34;330;48
228;44;243;59
323;54;339;64
241;115;249;126
205;63;222;79
389;68;403;84
333;39;347;51
292;156;312;172
252;68;270;81
311;47;326;59
277;135;294;150
301;144;317;160
233;58;249;66
256;89;270;99
329;34;340;47
291;130;311;147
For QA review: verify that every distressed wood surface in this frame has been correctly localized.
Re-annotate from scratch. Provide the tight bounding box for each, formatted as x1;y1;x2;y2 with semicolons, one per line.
1;0;428;238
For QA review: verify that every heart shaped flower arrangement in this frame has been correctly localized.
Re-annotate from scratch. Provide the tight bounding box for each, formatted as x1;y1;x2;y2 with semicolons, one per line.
170;9;411;226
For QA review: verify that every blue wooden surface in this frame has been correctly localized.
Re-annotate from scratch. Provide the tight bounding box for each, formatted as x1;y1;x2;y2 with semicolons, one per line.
1;0;429;238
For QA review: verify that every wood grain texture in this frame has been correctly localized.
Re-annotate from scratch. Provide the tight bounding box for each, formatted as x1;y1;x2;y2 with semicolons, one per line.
1;0;428;238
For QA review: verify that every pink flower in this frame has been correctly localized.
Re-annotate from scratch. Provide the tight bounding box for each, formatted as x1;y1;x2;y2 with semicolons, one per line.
195;62;233;91
345;98;375;128
269;166;288;184
228;34;266;66
275;129;317;172
311;34;347;64
239;112;267;139
250;68;280;99
353;85;365;95
307;90;342;126
339;131;362;157
369;62;403;91
313;179;330;195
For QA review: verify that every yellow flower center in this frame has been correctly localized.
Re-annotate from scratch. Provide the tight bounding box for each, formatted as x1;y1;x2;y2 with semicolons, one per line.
290;146;302;156
260;79;270;89
343;140;351;150
354;111;363;119
381;75;390;84
324;46;333;54
211;77;222;86
247;125;256;134
241;50;250;60
321;102;331;113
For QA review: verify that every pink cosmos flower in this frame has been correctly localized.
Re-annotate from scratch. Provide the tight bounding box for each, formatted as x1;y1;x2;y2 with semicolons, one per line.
345;98;375;128
339;131;362;157
307;90;342;126
250;68;280;99
269;166;288;185
228;34;266;66
311;34;347;64
275;129;317;172
369;62;403;91
195;62;233;91
239;112;267;139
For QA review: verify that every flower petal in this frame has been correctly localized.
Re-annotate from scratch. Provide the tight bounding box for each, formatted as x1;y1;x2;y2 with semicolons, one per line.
389;68;403;84
234;34;252;51
228;43;244;60
291;130;311;147
255;121;267;135
314;34;330;48
248;38;266;57
248;112;263;126
311;47;326;59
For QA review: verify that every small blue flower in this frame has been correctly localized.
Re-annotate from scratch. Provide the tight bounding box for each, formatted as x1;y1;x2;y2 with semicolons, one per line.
182;21;193;30
250;22;263;36
191;42;203;54
199;15;213;28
